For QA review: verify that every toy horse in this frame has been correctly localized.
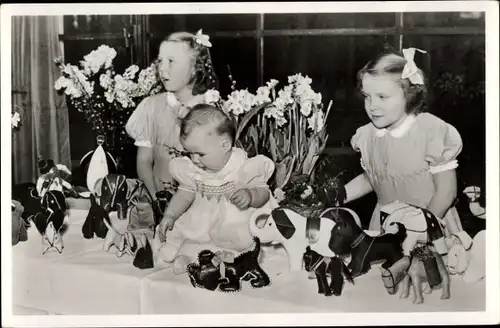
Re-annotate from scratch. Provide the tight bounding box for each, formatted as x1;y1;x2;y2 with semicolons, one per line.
303;246;353;296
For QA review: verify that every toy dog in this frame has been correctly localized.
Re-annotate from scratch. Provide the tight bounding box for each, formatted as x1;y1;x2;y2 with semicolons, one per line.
400;245;450;304
248;206;362;271
187;237;270;292
303;246;353;296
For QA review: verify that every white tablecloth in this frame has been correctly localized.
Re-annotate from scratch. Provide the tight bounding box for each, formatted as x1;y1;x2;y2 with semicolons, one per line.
12;209;486;315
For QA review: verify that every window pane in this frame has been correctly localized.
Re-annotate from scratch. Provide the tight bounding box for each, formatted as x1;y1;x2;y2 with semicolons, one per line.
264;13;396;29
149;14;257;35
63;15;133;35
210;37;258;97
403;12;485;28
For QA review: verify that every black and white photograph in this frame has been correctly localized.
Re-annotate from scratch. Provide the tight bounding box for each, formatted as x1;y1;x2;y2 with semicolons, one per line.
1;1;499;327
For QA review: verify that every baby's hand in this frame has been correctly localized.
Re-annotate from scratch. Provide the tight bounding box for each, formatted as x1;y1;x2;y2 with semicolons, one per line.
158;215;176;243
230;189;253;210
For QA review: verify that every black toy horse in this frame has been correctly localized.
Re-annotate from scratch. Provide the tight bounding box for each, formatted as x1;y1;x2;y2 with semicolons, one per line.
187;237;270;292
303;246;353;296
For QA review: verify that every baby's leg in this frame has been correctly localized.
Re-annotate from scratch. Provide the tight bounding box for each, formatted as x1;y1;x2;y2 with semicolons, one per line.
159;228;184;263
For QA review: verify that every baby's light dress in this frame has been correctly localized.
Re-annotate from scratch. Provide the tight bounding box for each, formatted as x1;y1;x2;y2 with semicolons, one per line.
125;92;208;192
351;113;463;235
166;147;277;253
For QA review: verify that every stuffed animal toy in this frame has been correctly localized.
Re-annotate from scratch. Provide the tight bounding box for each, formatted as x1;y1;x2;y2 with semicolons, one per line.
187;237;270;292
248;206;362;271
133;233;155;270
463;186;486;219
380;201;448;256
324;207;409;294
12;183;44;223
125;179;155;231
82;193;110;239
447;230;485;284
94;174;130;220
12;200;28;246
30;190;68;254
303;246;353;296
400;244;450;304
36;157;78;199
80;135;118;194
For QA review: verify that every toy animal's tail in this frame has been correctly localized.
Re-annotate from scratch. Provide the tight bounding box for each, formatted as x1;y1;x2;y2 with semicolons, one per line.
390;222;407;243
251;236;261;260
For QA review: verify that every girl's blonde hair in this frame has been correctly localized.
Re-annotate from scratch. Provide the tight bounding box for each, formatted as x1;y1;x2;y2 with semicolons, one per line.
357;50;428;114
163;31;219;95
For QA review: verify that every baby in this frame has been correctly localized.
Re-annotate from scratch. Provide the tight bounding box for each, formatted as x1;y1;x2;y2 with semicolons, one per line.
156;103;278;269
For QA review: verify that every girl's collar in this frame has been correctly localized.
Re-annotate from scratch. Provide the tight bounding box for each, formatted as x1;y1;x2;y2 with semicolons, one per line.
374;114;416;138
166;90;219;118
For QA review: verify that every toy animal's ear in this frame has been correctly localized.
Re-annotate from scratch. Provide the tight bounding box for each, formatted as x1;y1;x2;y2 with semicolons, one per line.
306;245;311;252
93;178;104;197
272;208;296;239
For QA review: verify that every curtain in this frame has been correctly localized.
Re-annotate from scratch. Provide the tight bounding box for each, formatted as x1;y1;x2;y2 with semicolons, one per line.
11;16;71;184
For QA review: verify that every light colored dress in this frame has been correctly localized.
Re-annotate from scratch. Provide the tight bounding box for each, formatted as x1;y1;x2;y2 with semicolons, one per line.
351;112;463;235
125;92;209;192
163;147;277;255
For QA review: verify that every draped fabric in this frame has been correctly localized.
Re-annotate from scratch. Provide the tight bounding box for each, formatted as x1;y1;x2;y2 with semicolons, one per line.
11;16;71;184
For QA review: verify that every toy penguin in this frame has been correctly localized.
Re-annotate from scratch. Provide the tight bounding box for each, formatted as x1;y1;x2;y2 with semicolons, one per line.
80;135;118;194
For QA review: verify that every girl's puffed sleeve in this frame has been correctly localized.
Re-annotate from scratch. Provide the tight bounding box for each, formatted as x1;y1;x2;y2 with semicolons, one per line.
351;125;367;153
240;155;275;189
424;115;463;174
169;157;197;193
125;96;154;148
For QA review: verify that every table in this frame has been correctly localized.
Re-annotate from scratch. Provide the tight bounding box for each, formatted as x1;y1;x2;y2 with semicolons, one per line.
12;208;486;315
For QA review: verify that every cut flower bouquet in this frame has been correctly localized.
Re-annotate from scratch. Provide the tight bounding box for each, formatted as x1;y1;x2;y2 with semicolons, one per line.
219;73;346;216
54;45;165;158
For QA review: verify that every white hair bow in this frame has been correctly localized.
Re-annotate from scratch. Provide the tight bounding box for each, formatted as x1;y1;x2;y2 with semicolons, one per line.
401;47;427;85
195;29;212;48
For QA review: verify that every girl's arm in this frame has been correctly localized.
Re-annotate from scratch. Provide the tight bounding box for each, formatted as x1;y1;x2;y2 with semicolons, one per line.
136;147;158;201
163;189;196;220
344;173;374;204
427;169;459;234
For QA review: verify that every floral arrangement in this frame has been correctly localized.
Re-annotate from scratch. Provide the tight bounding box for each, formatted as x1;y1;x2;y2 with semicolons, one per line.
54;45;165;158
219;72;346;216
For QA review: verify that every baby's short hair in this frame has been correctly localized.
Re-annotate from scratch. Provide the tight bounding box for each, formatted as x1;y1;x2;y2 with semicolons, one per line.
180;104;236;144
356;50;428;114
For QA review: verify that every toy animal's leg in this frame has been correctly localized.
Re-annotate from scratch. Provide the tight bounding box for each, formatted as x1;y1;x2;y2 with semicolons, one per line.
402;234;419;257
219;272;241;292
422;282;432;294
103;229;117;252
435;253;451;299
158;228;184;263
249;266;271;288
411;274;424;304
286;244;305;271
329;259;344;296
400;274;411;299
317;263;332;296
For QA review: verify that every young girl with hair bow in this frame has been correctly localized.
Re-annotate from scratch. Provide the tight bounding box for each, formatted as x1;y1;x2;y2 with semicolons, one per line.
343;48;472;255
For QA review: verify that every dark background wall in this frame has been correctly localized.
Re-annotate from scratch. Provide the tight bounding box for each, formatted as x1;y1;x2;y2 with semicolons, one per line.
60;12;486;202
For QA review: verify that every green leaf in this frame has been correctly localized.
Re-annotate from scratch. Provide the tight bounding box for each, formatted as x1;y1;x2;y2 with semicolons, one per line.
235;102;272;142
269;132;278;162
248;125;260;155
